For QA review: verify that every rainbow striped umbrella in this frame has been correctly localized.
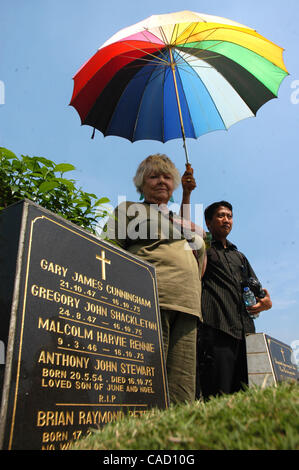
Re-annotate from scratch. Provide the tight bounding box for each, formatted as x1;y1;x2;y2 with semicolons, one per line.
70;11;288;164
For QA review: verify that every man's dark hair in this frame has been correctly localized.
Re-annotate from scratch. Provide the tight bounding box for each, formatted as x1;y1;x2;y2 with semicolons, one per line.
204;201;233;222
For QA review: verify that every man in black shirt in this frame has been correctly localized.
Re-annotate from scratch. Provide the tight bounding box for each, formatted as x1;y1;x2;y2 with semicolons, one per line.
197;201;272;399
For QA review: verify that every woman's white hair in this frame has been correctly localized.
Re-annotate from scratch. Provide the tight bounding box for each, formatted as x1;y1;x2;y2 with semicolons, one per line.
133;154;181;194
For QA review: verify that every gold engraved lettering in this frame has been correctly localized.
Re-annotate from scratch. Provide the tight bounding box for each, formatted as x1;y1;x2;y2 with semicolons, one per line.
75;381;92;390
280;348;286;362
94;359;118;372
38;350;90;369
128;410;147;418
96;331;127;347
106;285;151;308
38;317;93;340
72;272;103;290
110;309;157;330
98;394;116;403
37;410;74;427
42;431;69;443
126;385;138;392
95;250;111;281
139;386;154;394
107;383;124;392
111;375;126;383
78;410;124;425
41;378;72;389
129;339;154;352
42;368;67;379
31;284;80;308
40;259;68;277
120;363;155;376
84;302;108;316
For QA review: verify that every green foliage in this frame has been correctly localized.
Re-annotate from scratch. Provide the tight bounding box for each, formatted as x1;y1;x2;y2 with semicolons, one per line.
72;382;299;450
0;147;110;233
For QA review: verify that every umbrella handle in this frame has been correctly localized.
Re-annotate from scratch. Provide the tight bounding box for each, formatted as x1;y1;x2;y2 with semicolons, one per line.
183;139;190;166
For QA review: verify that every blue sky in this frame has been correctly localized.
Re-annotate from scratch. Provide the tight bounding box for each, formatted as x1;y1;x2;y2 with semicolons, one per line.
1;0;298;350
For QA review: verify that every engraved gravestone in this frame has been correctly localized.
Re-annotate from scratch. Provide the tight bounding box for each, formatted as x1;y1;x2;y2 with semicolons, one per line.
0;200;168;450
246;333;299;388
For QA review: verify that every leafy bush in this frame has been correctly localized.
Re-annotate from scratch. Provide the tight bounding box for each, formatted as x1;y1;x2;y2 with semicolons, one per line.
0;147;109;233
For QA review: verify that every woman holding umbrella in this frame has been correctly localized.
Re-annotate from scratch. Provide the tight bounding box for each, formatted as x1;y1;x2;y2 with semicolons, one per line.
105;153;205;404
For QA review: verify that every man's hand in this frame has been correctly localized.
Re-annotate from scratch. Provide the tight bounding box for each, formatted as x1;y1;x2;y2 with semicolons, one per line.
246;288;272;317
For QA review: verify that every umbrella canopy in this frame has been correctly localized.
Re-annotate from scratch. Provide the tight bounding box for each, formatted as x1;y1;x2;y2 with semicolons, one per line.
70;10;288;164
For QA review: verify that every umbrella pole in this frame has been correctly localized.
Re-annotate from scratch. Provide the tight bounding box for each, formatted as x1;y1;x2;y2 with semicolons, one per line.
169;47;190;166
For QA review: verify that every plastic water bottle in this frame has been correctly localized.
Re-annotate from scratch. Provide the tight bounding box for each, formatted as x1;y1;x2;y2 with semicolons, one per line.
243;287;259;319
243;287;256;306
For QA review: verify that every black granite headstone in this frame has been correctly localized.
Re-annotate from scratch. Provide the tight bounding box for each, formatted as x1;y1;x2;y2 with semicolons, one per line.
246;333;299;387
266;335;299;383
0;200;168;450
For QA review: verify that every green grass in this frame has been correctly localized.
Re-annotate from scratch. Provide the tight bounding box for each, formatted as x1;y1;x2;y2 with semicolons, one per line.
72;382;299;450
